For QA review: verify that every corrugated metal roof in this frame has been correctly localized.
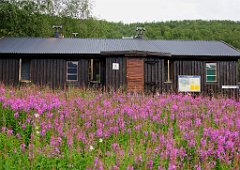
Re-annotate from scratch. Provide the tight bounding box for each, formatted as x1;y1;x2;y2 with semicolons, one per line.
0;37;239;57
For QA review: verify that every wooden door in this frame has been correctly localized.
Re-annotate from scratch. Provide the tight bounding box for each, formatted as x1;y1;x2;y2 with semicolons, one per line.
126;58;144;92
144;60;159;93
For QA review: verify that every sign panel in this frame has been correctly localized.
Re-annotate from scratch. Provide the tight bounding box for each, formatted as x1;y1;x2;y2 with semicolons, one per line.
178;75;201;92
112;63;119;70
222;85;239;89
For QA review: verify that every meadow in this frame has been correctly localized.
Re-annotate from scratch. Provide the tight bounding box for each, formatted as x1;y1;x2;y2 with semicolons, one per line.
0;86;239;170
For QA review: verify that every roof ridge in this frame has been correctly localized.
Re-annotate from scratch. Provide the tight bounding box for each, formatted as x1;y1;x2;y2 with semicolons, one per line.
220;40;240;52
1;37;224;42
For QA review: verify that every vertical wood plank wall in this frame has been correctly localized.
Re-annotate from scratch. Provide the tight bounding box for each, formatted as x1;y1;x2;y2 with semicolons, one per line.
31;58;88;89
31;59;66;88
144;58;163;93
0;56;238;98
0;58;19;85
126;58;144;92
105;56;126;91
144;58;239;97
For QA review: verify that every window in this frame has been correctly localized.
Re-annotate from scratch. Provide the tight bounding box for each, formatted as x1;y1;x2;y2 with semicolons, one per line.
88;59;101;82
206;63;217;82
19;59;31;82
67;61;78;81
164;60;173;82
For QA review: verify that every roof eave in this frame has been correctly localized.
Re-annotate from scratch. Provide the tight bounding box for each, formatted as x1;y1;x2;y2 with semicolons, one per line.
100;50;172;57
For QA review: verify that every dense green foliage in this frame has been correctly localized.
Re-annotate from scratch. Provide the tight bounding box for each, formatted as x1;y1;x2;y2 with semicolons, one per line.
1;1;240;50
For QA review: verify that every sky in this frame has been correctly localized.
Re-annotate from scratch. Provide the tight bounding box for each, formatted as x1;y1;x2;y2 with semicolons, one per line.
92;0;240;23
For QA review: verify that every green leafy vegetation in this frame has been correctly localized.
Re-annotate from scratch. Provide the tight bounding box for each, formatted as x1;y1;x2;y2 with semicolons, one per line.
0;86;240;169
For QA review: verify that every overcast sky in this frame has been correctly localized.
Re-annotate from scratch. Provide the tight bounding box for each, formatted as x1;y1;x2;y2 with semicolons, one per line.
92;0;240;23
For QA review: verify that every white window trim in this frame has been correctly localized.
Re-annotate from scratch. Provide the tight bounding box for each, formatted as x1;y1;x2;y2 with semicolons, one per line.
19;58;31;83
67;61;78;82
89;59;101;83
165;59;173;83
206;62;217;83
19;58;22;82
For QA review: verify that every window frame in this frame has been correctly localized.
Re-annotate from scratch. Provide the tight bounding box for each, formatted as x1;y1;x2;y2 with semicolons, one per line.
19;58;31;83
206;62;217;83
88;59;101;83
66;61;78;82
164;59;174;83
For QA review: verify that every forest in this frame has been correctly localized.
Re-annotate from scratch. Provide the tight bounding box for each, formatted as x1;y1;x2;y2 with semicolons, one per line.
0;0;240;50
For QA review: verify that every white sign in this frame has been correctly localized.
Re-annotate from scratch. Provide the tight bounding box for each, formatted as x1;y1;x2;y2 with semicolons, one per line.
178;75;201;92
222;85;239;89
112;63;119;70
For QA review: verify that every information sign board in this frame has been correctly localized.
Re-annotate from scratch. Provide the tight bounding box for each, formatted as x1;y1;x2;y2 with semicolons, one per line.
178;75;201;92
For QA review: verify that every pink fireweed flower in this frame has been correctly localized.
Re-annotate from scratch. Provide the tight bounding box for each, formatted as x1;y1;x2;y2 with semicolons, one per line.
144;131;148;137
94;157;99;167
50;136;58;147
112;143;119;151
171;104;178;112
195;118;201;126
148;159;153;170
136;155;143;162
14;112;19;118
236;119;240;130
225;140;234;151
67;136;73;147
40;129;46;136
16;133;21;139
127;165;134;170
112;165;119;170
170;113;175;120
168;163;177;170
195;164;201;170
1;127;6;132
22;124;26;130
57;137;62;144
20;143;26;152
200;138;206;147
7;129;13;136
96;129;103;138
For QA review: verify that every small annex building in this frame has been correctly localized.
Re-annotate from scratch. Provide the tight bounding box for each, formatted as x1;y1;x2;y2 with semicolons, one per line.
0;37;240;96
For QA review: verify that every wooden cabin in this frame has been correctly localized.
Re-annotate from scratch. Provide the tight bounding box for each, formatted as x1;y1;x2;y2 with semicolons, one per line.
0;37;239;97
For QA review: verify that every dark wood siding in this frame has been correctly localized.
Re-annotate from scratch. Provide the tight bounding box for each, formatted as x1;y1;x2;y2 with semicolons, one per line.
105;56;126;91
172;60;238;96
144;58;163;93
0;55;238;98
31;59;66;88
78;59;88;87
31;58;89;89
144;58;239;98
0;58;19;85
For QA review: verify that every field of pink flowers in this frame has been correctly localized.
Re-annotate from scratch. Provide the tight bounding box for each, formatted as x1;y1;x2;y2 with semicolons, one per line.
0;86;239;169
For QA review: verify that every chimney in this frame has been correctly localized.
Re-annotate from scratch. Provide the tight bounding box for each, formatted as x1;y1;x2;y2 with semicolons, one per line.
135;27;145;39
52;25;63;38
72;33;79;37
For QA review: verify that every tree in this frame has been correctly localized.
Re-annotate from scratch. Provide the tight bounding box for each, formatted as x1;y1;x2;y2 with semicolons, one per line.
63;0;92;19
